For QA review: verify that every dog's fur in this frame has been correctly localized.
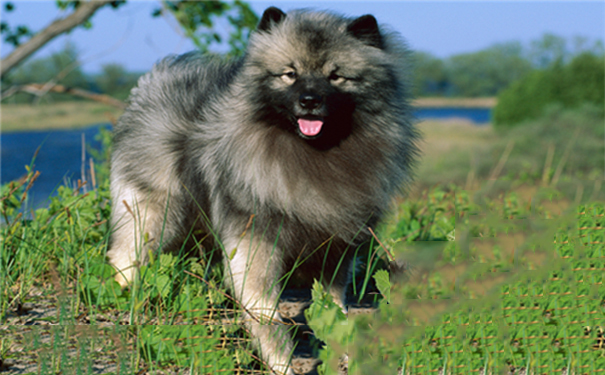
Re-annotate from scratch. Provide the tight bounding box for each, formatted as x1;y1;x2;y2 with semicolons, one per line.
107;7;418;374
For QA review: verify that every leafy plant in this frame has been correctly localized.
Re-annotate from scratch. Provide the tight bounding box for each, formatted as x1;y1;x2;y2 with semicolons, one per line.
493;52;604;127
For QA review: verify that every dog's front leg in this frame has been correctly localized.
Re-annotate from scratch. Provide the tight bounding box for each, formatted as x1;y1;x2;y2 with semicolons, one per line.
222;235;295;375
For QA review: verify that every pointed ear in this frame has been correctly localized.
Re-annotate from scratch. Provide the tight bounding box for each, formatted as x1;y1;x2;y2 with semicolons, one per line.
347;14;383;49
258;7;287;32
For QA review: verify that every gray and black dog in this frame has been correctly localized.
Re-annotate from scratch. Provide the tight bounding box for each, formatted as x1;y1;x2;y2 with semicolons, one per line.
107;7;418;374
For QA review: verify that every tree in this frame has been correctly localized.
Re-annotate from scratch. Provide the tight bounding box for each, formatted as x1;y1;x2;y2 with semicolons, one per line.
1;0;258;105
1;0;122;78
155;0;258;56
527;33;568;69
412;51;448;97
7;42;85;85
445;41;532;97
563;52;605;107
493;52;605;127
94;63;140;100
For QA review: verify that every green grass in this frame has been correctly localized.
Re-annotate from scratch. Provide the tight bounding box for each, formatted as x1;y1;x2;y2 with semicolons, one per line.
1;107;604;374
415;104;604;200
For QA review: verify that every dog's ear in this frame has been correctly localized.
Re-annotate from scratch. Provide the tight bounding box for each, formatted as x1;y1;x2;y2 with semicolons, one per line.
258;7;287;32
347;14;383;49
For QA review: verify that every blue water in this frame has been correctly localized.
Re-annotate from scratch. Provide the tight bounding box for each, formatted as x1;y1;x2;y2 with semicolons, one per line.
1;107;492;208
1;124;109;209
414;107;491;124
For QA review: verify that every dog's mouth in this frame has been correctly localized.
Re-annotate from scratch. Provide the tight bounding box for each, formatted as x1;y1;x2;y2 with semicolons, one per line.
297;117;324;139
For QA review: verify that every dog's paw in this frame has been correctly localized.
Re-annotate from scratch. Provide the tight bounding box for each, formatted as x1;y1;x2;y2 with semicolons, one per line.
338;353;348;375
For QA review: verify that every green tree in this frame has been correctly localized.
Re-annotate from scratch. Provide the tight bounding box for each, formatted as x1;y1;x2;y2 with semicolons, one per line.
445;41;532;97
1;1;257;79
5;42;90;103
493;52;605;127
412;51;448;97
95;63;127;94
527;33;568;68
94;63;140;100
562;52;605;107
1;1;258;105
156;0;258;56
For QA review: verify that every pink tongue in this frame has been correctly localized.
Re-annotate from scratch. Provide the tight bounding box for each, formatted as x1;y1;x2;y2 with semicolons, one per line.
298;119;324;136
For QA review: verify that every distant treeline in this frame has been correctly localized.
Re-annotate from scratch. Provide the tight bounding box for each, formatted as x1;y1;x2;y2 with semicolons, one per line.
1;33;603;104
413;33;603;98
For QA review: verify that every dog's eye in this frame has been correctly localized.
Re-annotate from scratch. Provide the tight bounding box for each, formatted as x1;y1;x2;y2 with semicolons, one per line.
280;71;297;84
328;73;346;84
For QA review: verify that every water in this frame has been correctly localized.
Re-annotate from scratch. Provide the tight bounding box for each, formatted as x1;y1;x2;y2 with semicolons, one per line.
1;124;109;209
1;107;491;208
414;107;491;124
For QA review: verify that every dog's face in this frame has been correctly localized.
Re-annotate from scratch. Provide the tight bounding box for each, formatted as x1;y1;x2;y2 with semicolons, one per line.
269;63;357;146
245;7;393;150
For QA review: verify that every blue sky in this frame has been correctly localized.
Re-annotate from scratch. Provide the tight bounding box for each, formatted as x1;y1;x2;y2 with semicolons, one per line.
1;1;603;74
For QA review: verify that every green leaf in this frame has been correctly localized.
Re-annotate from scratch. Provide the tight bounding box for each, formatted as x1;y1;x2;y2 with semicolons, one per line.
373;269;390;303
156;274;171;299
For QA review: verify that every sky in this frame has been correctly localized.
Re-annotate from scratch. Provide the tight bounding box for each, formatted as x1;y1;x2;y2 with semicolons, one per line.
1;1;604;74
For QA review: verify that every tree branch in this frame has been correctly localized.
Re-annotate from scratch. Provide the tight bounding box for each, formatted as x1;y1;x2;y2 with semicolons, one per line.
1;0;114;78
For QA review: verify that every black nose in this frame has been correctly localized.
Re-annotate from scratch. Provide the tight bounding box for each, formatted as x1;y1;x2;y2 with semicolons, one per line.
299;93;322;109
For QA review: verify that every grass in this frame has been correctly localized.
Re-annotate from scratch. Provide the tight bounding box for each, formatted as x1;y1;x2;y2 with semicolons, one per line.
414;104;604;201
1;104;604;374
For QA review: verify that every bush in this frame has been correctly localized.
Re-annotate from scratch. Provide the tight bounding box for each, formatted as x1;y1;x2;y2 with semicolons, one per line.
493;52;604;127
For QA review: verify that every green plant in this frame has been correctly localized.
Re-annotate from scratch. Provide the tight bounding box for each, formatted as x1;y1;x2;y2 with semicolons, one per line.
493;52;604;127
3;117;605;374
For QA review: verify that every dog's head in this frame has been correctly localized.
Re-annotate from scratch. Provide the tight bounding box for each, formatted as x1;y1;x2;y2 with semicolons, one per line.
245;7;397;150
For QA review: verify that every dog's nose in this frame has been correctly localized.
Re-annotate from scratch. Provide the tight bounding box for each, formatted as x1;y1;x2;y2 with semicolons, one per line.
299;93;322;109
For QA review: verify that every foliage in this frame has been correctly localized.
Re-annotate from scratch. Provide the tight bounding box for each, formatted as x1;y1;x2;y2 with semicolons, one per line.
1;0;257;103
2;110;604;373
305;281;354;374
1;1;125;53
527;33;604;69
0;143;256;372
446;42;533;97
6;42;86;86
412;51;449;97
413;33;604;98
528;33;570;69
493;52;605;127
93;63;141;100
2;42;90;103
0;2;32;47
354;202;605;374
2;165;605;373
153;0;258;56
